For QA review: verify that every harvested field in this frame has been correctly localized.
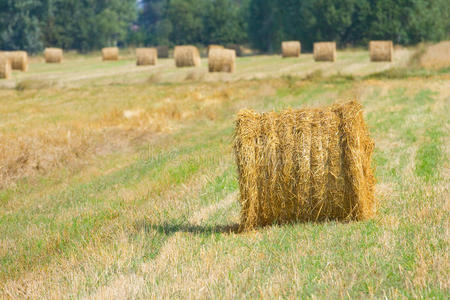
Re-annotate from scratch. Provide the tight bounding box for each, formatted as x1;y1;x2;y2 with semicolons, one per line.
0;46;448;299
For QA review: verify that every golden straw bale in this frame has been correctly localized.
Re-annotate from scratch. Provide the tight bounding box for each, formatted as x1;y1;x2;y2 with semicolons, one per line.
44;48;63;63
207;44;224;56
102;47;119;61
420;41;450;69
5;51;28;71
234;101;375;231
208;48;236;73
282;41;301;58
0;54;12;79
174;45;201;67
313;42;336;62
369;41;393;62
157;45;169;58
136;48;158;66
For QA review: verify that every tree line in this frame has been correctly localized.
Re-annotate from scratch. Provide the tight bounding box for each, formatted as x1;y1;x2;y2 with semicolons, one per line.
1;0;449;54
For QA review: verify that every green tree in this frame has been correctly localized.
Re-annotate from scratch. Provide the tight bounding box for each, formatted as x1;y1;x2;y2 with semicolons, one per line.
0;0;43;53
167;0;207;45
203;0;247;45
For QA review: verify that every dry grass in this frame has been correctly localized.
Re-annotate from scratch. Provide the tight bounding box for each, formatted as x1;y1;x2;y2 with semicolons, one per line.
0;49;448;298
0;73;448;298
420;41;450;69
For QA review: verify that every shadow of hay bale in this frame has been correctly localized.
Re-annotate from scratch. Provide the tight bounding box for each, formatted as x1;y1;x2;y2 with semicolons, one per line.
134;220;240;235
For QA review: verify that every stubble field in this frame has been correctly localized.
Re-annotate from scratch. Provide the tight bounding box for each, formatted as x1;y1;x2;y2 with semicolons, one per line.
0;48;448;299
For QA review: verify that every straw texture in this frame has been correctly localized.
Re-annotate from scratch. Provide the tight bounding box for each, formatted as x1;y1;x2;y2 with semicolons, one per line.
0;54;11;79
174;46;201;67
5;51;28;71
369;41;393;62
313;42;336;62
234;101;375;231
136;48;158;66
44;48;63;63
282;41;301;58
102;47;119;61
208;48;236;73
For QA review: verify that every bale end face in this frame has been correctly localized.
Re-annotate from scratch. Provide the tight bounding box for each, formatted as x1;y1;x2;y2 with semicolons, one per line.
4;51;28;71
234;101;375;231
282;41;301;58
102;47;119;61
208;48;236;73
44;48;63;63
0;55;12;79
369;41;394;62
313;42;337;62
174;46;201;68
136;48;158;66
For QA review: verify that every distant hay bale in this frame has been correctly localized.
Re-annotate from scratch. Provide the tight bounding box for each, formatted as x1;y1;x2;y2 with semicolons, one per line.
136;48;158;66
0;54;12;79
157;46;169;58
282;41;301;58
174;46;201;67
226;44;243;57
369;41;393;62
207;45;224;56
313;42;336;62
102;47;119;61
234;101;375;231
6;51;28;71
420;41;450;69
208;48;236;73
44;48;63;63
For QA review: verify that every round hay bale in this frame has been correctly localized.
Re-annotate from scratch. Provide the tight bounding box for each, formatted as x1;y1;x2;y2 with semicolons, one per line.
207;44;224;56
420;41;450;69
369;41;393;62
6;51;28;71
282;41;301;58
174;46;201;68
157;46;169;58
0;54;12;79
136;48;158;66
208;48;236;73
44;48;63;63
102;47;119;61
234;101;375;231
313;42;336;62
